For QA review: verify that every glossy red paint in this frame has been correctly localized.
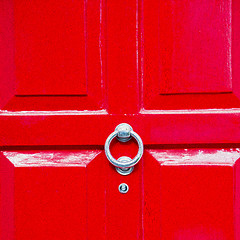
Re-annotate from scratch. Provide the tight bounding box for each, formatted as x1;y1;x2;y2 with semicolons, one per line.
1;0;240;239
1;149;240;239
144;149;240;240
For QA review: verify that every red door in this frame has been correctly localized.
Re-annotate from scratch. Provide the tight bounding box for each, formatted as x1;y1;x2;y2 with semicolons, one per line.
1;0;240;239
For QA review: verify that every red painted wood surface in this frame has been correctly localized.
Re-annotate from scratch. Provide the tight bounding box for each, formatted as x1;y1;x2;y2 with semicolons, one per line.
1;0;240;239
143;0;232;95
1;149;240;239
15;0;87;95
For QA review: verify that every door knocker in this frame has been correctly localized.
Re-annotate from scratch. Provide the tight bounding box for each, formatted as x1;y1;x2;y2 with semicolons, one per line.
104;123;144;175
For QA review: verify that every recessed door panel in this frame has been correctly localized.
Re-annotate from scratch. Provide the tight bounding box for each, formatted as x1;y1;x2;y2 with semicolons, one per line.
0;0;104;111
14;0;87;96
142;0;240;110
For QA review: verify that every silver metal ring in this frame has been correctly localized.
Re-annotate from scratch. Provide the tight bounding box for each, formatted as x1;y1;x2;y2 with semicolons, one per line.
104;123;144;169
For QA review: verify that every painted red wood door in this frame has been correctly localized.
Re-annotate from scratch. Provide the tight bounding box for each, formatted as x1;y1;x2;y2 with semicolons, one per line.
1;0;240;239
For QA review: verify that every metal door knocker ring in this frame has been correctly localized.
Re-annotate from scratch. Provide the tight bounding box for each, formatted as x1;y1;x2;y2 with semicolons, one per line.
104;123;144;175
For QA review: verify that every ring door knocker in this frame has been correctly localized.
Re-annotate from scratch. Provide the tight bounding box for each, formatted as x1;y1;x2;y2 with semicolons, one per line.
104;123;144;175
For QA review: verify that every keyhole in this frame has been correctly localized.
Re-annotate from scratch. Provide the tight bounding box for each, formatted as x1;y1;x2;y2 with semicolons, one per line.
118;183;129;194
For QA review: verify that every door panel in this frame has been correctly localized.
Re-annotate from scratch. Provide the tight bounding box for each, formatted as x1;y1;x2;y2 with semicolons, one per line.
15;0;87;96
0;150;100;239
143;0;232;95
1;0;104;111
142;0;240;110
144;149;240;240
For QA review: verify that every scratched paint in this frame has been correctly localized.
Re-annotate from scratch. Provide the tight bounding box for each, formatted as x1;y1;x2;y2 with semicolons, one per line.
148;148;240;165
2;150;101;167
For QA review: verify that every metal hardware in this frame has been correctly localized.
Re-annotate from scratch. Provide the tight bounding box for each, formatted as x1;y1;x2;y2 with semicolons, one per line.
104;123;144;175
116;123;133;142
118;183;129;194
115;157;134;175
